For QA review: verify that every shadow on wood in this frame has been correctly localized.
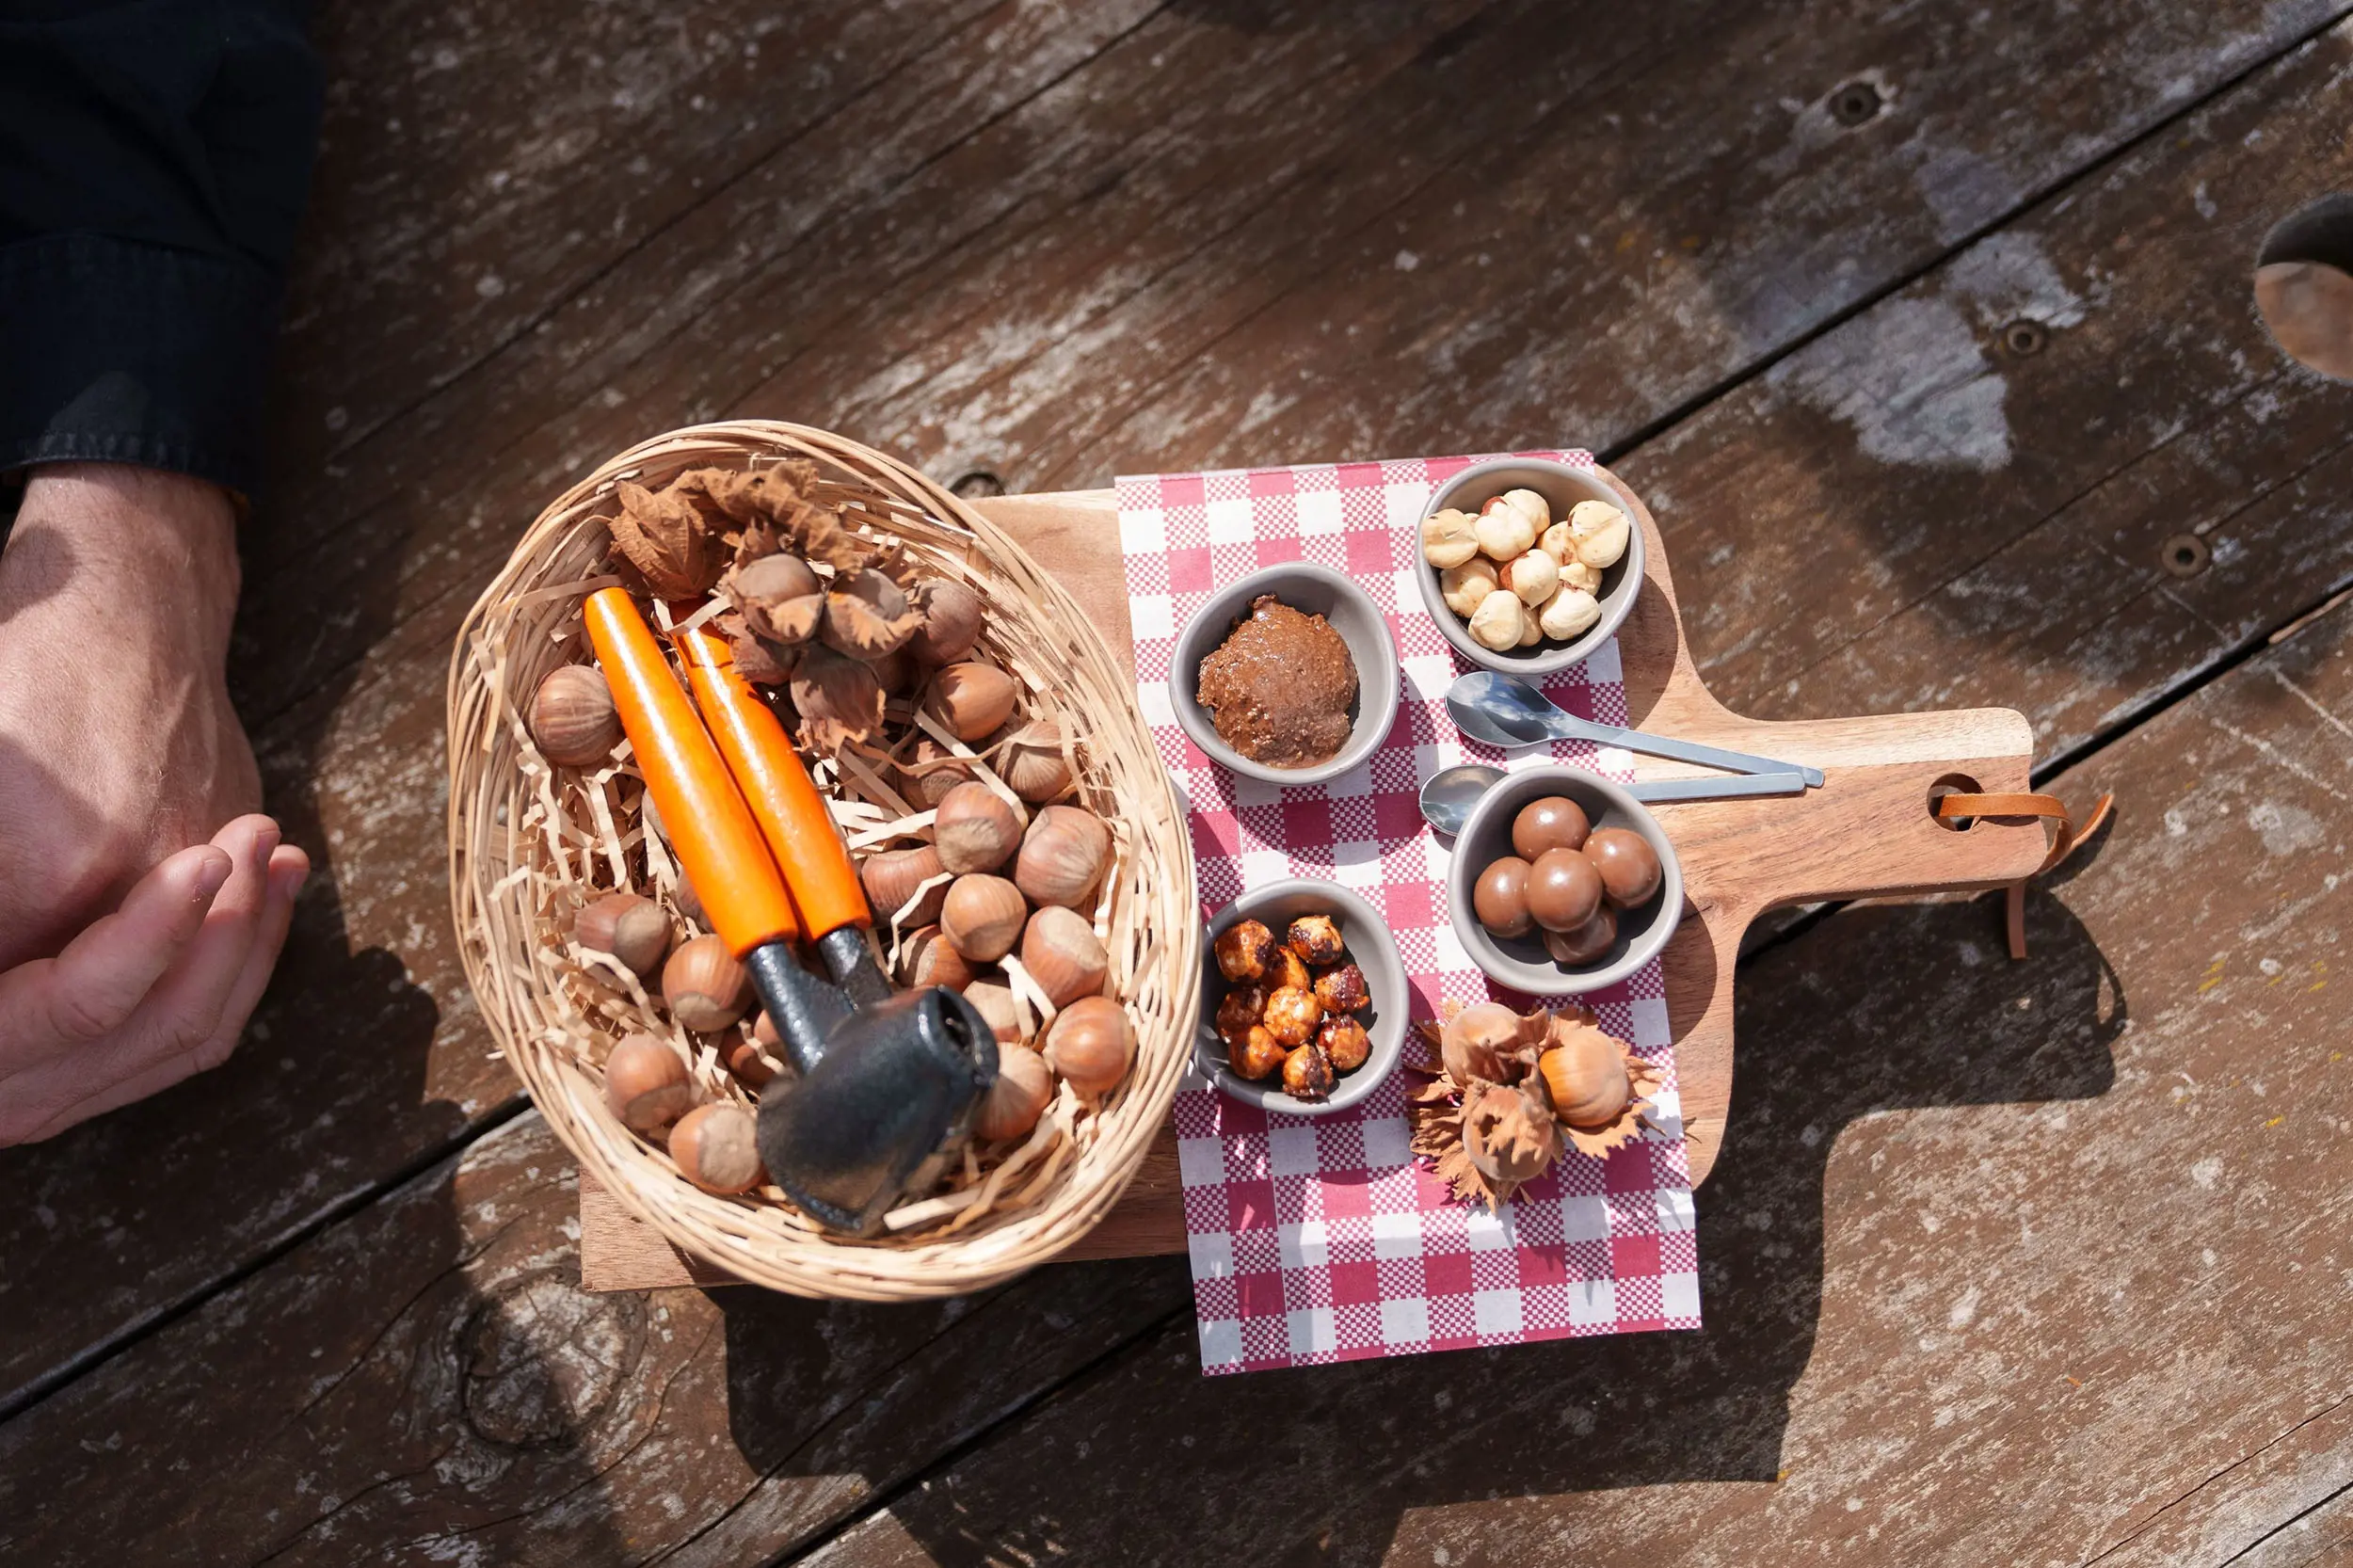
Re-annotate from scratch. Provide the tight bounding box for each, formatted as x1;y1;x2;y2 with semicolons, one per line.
836;890;2121;1567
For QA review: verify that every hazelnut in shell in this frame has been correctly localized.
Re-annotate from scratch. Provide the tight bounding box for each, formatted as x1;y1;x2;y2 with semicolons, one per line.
1019;904;1109;1008
1286;914;1344;966
1526;847;1605;934
906;925;981;991
663;935;753;1032
1014;805;1110;910
940;874;1028;963
726;1020;782;1088
998;718;1074;804
1420;508;1481;568
1439;557;1500;617
975;1045;1053;1142
1583;827;1663;908
576;891;672;979
1045;996;1134;1097
897;737;975;809
1229;1024;1288;1081
1281;1043;1337;1100
1537;1024;1633;1128
530;665;622;767
1543;904;1618;967
1262;984;1323;1047
1213;919;1278;983
1472;856;1534;939
926;662;1019;743
861;844;949;927
667;1103;765;1194
910;579;985;665
963;981;1027;1045
1513;795;1591;859
1317;1015;1371;1073
1312;962;1369;1014
934;781;1025;874
1466;588;1528;651
604;1033;696;1132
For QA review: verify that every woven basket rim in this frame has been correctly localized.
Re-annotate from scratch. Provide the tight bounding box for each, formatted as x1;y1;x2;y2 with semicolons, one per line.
445;420;1197;1299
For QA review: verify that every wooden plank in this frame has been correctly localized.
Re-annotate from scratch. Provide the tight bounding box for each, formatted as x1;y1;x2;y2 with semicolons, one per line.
775;574;2353;1568
0;1112;1192;1567
6;0;2345;1458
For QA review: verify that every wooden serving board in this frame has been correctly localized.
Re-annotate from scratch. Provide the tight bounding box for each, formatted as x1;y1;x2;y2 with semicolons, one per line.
580;470;2050;1291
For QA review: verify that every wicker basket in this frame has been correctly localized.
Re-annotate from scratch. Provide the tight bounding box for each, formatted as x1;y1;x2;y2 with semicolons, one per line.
445;422;1197;1300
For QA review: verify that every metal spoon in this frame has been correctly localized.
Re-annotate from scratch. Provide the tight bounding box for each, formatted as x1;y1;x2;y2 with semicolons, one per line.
1417;762;1812;836
1446;670;1826;789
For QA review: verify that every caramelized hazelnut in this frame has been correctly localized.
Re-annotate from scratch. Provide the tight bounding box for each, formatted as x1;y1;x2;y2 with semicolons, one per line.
1214;982;1273;1047
1268;947;1311;994
1213;919;1278;982
1317;1015;1371;1073
1263;984;1323;1047
1311;962;1369;1014
1228;1025;1288;1081
1286;914;1345;966
1281;1043;1336;1100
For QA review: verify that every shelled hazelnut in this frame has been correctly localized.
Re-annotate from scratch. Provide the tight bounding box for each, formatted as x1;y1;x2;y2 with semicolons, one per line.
1422;491;1632;653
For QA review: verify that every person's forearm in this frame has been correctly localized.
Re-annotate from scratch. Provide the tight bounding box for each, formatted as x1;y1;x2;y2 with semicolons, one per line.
6;466;241;663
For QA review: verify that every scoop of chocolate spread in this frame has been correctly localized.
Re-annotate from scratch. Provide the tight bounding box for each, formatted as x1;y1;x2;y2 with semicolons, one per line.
1194;596;1358;768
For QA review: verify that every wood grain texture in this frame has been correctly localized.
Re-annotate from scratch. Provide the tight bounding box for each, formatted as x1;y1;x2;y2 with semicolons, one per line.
6;3;2351;1550
770;585;2353;1568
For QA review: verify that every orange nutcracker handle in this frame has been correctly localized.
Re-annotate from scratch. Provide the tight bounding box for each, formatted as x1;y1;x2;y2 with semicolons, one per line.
581;588;800;956
676;625;872;939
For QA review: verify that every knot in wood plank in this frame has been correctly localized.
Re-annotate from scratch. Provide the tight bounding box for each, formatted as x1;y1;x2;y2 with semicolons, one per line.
460;1273;642;1447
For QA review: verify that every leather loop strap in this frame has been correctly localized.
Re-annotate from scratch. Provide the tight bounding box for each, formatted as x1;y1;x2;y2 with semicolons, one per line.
1932;790;2116;959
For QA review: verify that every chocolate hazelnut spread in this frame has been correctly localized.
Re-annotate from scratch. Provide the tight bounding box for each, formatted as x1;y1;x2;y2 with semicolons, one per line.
1194;596;1358;767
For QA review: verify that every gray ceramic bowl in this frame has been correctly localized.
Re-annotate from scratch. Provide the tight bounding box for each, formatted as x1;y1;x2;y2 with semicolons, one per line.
1413;456;1646;678
1196;880;1410;1116
1445;764;1683;995
1170;562;1401;787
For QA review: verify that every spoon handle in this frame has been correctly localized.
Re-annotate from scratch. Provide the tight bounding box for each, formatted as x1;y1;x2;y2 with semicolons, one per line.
1625;771;1811;804
1557;714;1826;788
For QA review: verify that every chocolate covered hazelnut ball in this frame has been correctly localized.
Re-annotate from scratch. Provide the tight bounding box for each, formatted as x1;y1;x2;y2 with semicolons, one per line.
1525;847;1604;934
1583;827;1662;908
1512;794;1591;859
1473;856;1534;938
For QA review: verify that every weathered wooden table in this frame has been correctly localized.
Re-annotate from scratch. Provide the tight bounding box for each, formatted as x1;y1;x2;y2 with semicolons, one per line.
5;5;2351;1564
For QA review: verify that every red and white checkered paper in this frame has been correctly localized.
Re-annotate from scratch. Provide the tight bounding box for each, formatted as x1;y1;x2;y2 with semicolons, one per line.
1117;453;1701;1375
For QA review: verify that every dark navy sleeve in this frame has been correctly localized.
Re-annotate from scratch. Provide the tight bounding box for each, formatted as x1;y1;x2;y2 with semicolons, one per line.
0;0;322;497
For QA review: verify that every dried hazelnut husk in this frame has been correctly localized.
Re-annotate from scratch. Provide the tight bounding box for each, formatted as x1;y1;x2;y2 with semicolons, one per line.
604;1033;696;1132
940;873;1027;962
727;552;824;645
1229;1024;1287;1081
897;736;975;809
663;934;753;1032
1214;920;1278;983
1461;1078;1561;1190
790;644;886;750
926;662;1019;743
1019;904;1108;1008
934;781;1025;874
1281;1043;1336;1100
667;1103;764;1193
1318;1015;1372;1073
861;844;949;927
604;478;724;600
1286;915;1344;966
1440;1000;1541;1085
575;891;671;979
910;580;984;664
997;718;1074;804
1045;996;1133;1097
1267;947;1311;994
975;1045;1053;1141
1263;984;1323;1047
1312;963;1369;1014
1014;806;1110;910
530;665;622;767
822;568;925;661
1214;982;1273;1047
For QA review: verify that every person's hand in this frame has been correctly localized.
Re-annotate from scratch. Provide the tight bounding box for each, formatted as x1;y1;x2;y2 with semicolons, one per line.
0;465;308;1144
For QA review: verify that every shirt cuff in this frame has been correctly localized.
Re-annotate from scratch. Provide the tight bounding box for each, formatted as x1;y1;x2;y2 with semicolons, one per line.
0;232;282;498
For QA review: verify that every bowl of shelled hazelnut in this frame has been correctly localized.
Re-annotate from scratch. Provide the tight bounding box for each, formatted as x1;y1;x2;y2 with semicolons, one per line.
1198;880;1409;1115
1411;456;1643;677
1444;764;1683;994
